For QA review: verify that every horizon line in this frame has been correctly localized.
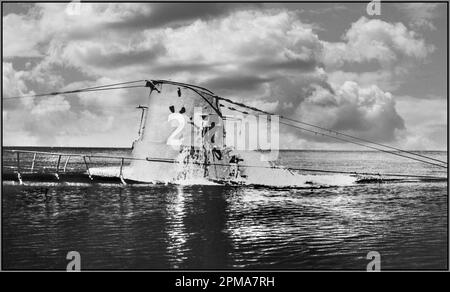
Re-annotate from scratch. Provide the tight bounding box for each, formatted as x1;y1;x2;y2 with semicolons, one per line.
1;146;448;152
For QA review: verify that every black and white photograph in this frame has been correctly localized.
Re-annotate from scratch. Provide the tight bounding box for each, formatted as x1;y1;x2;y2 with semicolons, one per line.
1;0;448;276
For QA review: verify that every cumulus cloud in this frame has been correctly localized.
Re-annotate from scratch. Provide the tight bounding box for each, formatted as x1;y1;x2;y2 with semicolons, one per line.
2;6;49;58
40;8;332;99
30;95;70;115
1;3;445;149
3;62;30;97
2;62;138;146
296;81;405;143
323;17;433;68
321;16;435;95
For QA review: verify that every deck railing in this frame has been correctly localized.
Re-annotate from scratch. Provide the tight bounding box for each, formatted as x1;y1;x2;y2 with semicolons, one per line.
2;150;146;185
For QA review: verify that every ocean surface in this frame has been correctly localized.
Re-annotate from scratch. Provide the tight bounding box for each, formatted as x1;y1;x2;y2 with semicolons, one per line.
1;147;448;270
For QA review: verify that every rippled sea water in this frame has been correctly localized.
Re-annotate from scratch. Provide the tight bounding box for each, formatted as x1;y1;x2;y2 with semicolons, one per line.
2;148;448;270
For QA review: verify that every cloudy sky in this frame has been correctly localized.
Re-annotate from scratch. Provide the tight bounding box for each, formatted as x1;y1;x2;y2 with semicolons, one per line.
2;2;448;149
